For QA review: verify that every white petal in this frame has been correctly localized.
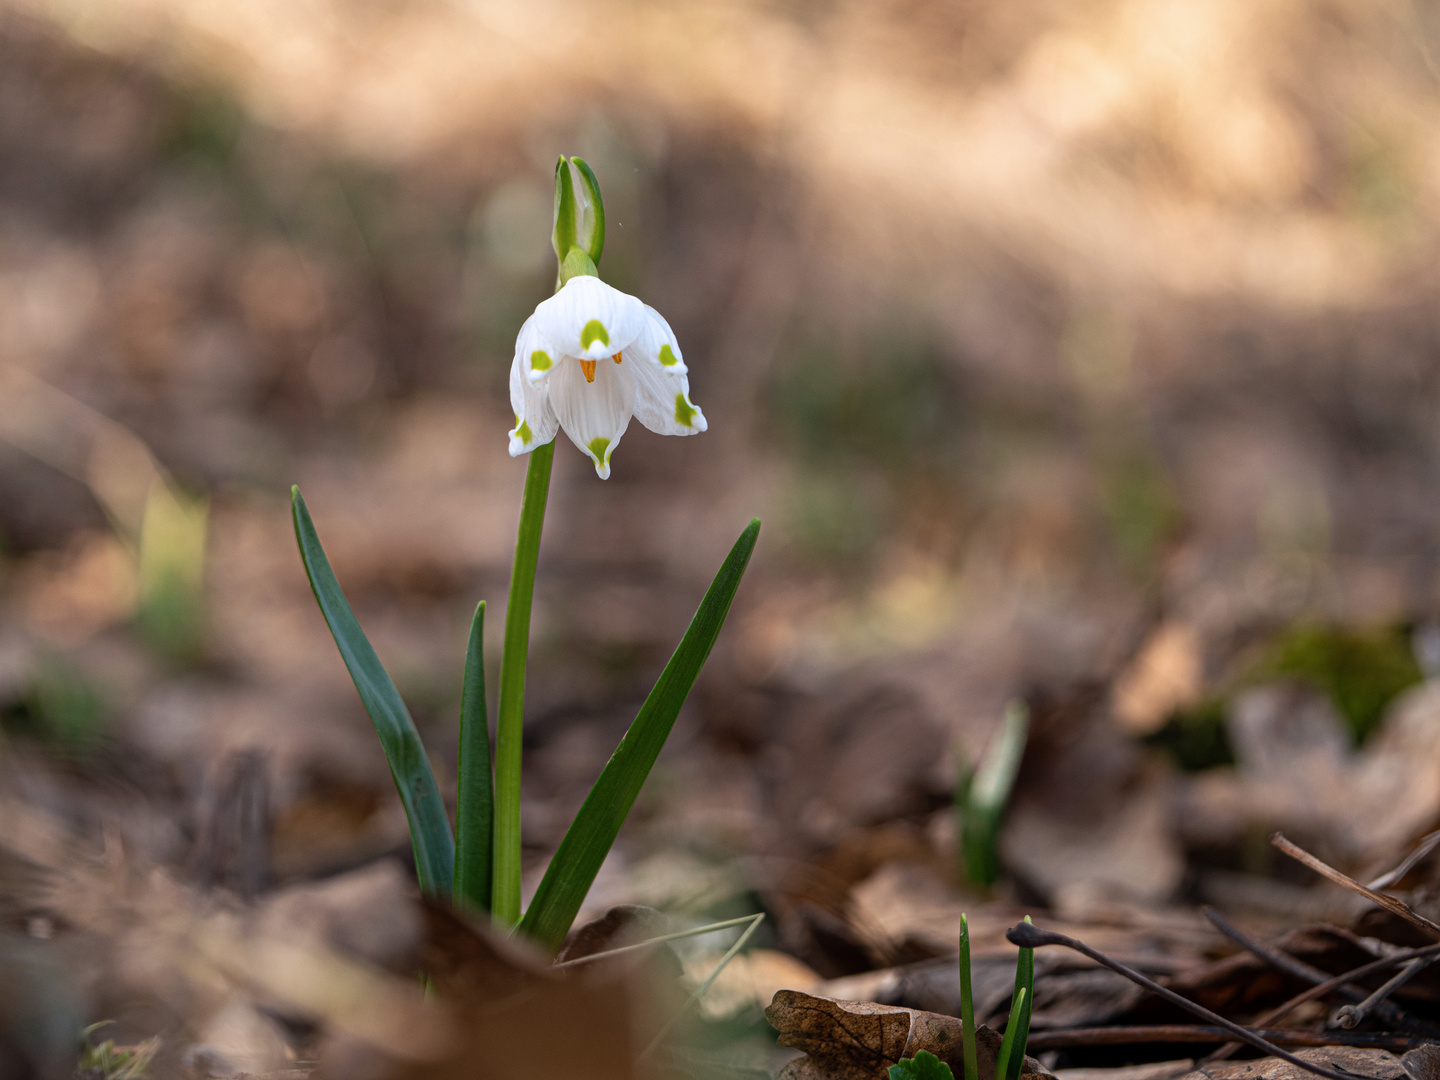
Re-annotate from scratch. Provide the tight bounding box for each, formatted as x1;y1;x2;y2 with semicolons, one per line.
629;344;707;436
516;313;559;385
508;348;558;456
628;304;688;375
548;352;636;478
531;275;646;362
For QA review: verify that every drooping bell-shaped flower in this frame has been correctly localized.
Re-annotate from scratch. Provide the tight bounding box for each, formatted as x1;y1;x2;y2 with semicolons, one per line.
508;274;706;478
507;155;705;478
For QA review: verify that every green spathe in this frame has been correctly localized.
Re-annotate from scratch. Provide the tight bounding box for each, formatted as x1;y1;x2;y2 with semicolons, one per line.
551;155;606;274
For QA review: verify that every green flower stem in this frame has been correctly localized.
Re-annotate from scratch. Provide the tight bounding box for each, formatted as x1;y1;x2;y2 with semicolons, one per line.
491;439;555;925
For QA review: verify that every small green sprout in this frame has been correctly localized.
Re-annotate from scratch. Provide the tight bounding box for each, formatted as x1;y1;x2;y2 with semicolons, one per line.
890;1049;955;1080
958;700;1029;887
79;1023;158;1080
959;913;1034;1080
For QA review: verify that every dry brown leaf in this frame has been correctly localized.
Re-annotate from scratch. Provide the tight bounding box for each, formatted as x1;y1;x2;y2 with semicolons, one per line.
765;990;1053;1080
328;900;651;1080
1112;622;1203;737
1179;1047;1404;1080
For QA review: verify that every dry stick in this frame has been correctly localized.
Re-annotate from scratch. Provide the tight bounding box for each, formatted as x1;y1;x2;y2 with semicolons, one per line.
1201;908;1419;1034
1369;830;1440;891
1024;1027;1424;1053
1335;956;1435;1030
639;913;766;1060
1271;833;1440;940
1246;942;1440;1033
551;914;762;969
1006;922;1388;1080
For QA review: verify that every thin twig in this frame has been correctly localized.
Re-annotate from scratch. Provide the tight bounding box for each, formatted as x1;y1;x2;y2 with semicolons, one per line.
1006;922;1387;1080
1272;833;1440;939
640;913;765;1059
1024;1027;1425;1053
1202;908;1413;1029
552;914;762;969
1206;941;1440;1062
1335;956;1435;1029
1369;830;1440;891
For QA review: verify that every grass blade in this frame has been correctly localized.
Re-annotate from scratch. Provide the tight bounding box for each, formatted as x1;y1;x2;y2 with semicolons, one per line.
291;487;455;896
1006;916;1035;1080
519;519;761;952
993;987;1027;1080
959;913;979;1080
453;601;493;911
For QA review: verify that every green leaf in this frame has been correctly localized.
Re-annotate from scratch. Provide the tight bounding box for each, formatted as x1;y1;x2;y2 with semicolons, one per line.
1006;916;1035;1080
959;913;979;1080
453;601;493;911
519;519;761;952
889;1050;956;1080
291;487;455;896
992;987;1027;1080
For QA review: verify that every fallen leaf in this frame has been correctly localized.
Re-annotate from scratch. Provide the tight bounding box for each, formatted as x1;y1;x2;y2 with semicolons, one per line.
1178;1046;1403;1080
766;990;1053;1080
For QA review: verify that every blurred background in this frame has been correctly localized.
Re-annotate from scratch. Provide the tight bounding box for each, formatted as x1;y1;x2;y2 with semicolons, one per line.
6;0;1440;1072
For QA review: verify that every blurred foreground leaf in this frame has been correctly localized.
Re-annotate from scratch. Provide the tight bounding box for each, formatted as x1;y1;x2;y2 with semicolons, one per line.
519;519;760;952
291;486;455;896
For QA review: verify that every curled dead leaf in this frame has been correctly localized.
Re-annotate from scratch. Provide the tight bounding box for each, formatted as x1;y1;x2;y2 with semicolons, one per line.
765;990;1054;1080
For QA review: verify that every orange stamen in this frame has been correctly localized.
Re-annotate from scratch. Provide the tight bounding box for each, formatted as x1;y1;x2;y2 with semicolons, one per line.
580;358;597;383
612;352;623;364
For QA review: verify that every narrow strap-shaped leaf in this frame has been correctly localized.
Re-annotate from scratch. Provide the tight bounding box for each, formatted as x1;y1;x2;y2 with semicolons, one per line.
519;519;761;952
453;601;493;910
291;487;455;895
1006;916;1035;1080
993;987;1026;1080
959;913;979;1080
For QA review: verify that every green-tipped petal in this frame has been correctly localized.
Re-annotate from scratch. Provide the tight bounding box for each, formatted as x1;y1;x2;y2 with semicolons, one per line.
532;276;645;361
548;351;635;479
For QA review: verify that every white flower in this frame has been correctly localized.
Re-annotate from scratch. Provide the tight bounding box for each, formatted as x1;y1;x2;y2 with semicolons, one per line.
508;275;707;478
